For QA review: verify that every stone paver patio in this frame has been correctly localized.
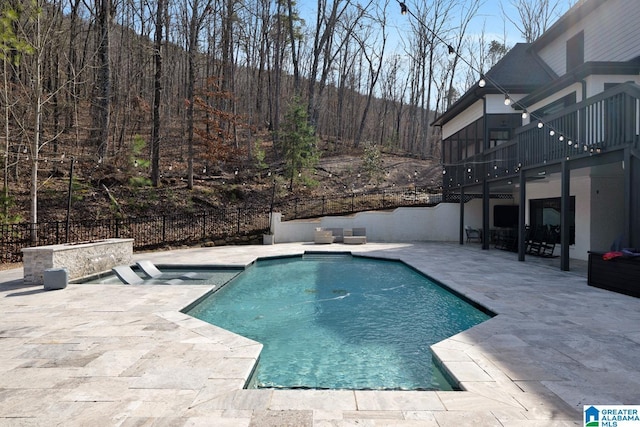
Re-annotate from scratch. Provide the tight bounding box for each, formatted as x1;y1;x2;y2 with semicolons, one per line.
1;242;639;426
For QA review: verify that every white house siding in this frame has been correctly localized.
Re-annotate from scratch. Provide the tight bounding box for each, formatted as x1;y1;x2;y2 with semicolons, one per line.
442;100;483;139
524;83;583;116
584;75;640;98
442;95;527;140
485;94;525;114
537;0;640;76
583;0;640;63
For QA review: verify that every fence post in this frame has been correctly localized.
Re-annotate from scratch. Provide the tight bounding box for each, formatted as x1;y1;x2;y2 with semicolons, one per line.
294;198;299;219
322;195;325;215
237;207;241;234
202;211;207;239
382;190;385;208
162;215;166;244
351;192;355;212
115;219;120;238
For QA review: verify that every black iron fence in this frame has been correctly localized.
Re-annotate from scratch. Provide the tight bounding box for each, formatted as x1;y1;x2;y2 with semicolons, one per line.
1;206;271;263
1;186;449;263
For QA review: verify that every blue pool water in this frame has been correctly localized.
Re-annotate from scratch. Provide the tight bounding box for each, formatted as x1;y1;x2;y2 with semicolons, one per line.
186;253;491;390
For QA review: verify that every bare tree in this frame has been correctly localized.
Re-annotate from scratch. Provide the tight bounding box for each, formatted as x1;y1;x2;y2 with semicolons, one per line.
353;0;386;148
501;0;565;43
94;0;113;160
150;0;165;186
307;0;366;131
182;0;213;189
402;0;456;157
1;0;34;222
445;0;481;110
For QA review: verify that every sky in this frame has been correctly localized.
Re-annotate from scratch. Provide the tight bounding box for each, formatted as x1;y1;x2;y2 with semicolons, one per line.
388;0;576;48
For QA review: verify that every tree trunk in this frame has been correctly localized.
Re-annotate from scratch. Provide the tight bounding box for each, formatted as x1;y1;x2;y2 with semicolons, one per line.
30;7;43;244
151;0;165;187
96;0;111;161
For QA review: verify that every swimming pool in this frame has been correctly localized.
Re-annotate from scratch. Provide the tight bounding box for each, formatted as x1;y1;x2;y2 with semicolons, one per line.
186;253;492;390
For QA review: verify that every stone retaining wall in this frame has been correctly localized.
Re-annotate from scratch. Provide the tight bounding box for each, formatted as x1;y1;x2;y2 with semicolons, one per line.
22;239;134;285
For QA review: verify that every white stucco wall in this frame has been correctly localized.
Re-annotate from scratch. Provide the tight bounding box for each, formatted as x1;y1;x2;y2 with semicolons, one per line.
272;169;610;261
271;204;461;244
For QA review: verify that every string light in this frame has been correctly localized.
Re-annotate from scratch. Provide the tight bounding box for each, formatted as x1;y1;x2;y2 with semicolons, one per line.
395;0;583;156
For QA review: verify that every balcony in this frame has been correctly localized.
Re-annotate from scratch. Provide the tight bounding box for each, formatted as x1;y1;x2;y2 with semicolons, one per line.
444;82;640;189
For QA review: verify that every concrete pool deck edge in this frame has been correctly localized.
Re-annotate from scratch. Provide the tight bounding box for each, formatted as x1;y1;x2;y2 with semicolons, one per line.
1;242;639;425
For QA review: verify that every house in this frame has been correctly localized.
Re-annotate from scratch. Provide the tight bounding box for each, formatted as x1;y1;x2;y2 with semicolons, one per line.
432;0;640;270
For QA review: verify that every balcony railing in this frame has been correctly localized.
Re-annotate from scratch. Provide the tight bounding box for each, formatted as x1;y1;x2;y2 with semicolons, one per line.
445;82;640;188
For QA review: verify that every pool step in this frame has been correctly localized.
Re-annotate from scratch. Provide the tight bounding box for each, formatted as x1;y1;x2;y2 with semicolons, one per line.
302;252;352;261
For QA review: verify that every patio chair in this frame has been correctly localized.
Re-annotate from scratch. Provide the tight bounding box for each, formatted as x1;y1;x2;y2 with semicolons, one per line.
112;265;183;285
344;227;367;244
136;260;203;280
314;228;334;244
465;226;482;243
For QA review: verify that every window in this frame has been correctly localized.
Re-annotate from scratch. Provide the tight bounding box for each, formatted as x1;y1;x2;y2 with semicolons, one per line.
566;31;584;72
489;129;510;148
532;93;577;119
529;197;575;245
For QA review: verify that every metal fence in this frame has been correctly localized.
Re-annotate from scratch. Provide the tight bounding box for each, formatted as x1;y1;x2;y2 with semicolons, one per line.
1;186;448;263
1;206;271;263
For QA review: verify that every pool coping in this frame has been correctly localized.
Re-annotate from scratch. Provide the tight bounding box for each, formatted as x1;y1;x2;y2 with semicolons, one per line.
2;242;639;425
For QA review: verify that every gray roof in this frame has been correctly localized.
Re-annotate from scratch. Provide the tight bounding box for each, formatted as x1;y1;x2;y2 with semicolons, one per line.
484;43;556;90
433;43;556;126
